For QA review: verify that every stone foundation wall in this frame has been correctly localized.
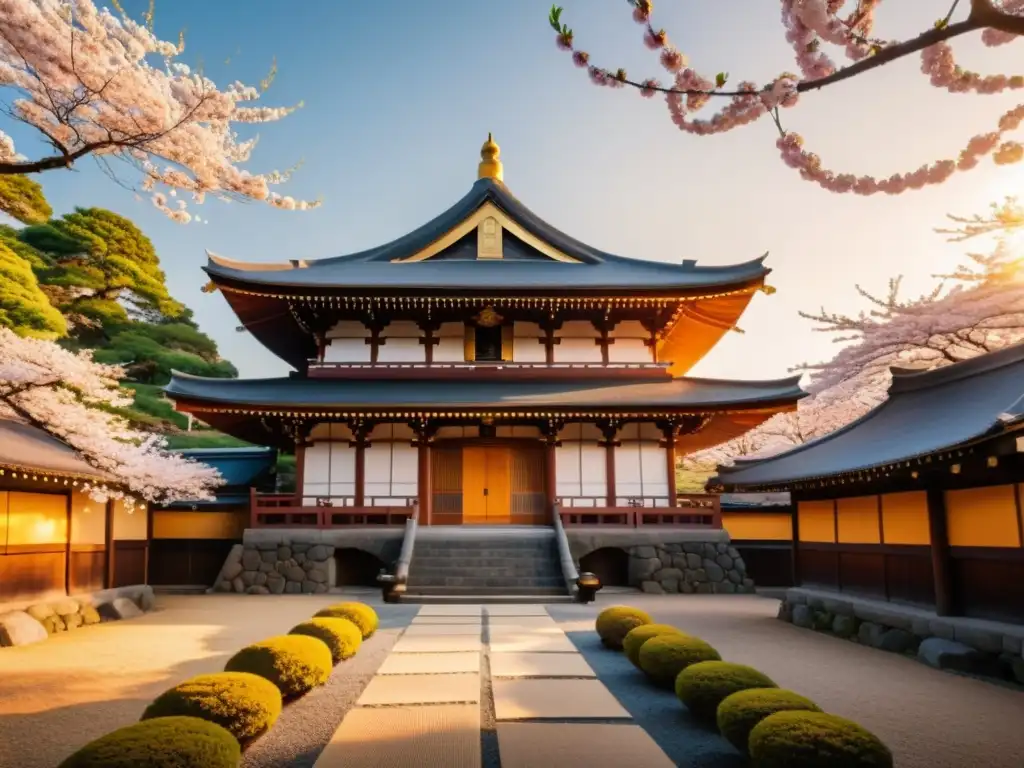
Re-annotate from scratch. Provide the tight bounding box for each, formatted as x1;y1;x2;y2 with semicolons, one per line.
778;588;1024;684
0;585;155;648
628;542;755;594
214;541;337;595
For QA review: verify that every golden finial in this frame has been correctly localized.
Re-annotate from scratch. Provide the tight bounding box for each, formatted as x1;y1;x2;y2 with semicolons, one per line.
478;132;503;182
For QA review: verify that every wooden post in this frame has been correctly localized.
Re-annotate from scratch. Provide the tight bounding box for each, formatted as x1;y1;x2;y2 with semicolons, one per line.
598;420;619;507
104;499;115;588
926;487;955;616
293;441;306;504
416;425;433;525
249;487;259;528
64;491;72;595
790;500;801;587
354;440;366;507
665;439;678;509
144;500;153;586
543;425;560;523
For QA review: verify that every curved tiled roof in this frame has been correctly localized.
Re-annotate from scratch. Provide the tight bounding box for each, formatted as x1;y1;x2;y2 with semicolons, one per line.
0;418;106;479
166;371;805;412
713;343;1024;491
204;178;770;292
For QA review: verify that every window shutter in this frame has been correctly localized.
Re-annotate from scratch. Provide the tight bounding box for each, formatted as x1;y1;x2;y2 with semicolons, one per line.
501;324;514;361
464;324;476;361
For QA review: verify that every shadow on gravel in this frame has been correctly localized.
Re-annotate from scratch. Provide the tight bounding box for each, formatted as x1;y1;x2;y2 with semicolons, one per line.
567;630;745;768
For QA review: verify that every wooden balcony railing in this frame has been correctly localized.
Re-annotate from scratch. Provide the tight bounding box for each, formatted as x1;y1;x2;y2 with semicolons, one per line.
250;491;417;528
557;494;722;528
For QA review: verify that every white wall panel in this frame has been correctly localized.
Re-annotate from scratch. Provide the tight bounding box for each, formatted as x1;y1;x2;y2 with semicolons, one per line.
326;320;370;339
607;338;652;363
556;440;607;506
377;337;424;363
324;338;370;363
554;337;602;363
513;337;546;362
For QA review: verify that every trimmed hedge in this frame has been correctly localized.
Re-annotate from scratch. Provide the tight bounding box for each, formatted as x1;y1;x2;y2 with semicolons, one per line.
595;606;652;650
623;624;684;668
674;661;777;720
717;688;822;755
637;633;721;689
225;635;333;699
58;716;239;767
290;617;362;664
314;602;378;639
141;672;282;743
749;711;893;767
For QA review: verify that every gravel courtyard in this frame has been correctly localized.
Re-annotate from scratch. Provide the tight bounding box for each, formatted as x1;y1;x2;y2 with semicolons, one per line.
1;592;1022;767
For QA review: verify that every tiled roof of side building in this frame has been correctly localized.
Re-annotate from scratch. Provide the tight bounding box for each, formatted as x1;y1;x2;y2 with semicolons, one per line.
203;177;771;292
712;342;1024;491
0;418;107;479
165;371;806;411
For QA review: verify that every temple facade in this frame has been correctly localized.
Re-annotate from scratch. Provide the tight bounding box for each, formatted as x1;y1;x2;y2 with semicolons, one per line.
167;137;805;530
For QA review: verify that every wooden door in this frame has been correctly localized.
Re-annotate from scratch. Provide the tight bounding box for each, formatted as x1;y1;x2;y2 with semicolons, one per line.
431;447;463;525
461;446;512;524
510;445;547;524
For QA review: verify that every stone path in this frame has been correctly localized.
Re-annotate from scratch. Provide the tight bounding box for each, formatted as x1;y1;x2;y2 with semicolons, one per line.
314;604;674;767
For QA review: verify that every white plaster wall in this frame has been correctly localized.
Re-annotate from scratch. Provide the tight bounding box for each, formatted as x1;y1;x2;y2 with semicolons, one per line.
324;338;371;363
326;320;370;339
556;440;607;508
608;338;652;363
434;321;465;363
554;320;602;363
512;321;546;363
309;422;354;441
364;441;418;505
377;337;425;363
615;440;669;506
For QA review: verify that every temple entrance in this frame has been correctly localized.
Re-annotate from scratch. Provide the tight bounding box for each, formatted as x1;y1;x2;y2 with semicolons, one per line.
430;441;546;525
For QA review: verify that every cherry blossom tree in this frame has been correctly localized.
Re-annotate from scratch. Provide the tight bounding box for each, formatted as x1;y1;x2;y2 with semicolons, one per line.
0;0;319;222
550;0;1024;195
0;326;221;504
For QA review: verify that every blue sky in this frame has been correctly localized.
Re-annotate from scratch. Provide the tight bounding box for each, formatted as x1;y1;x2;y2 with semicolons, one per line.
7;0;1024;381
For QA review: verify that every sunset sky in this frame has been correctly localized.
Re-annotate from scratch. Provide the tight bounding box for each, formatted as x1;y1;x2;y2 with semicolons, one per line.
7;0;1024;382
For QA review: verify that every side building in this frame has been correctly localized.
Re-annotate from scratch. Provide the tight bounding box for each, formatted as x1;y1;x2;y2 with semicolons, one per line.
712;344;1024;628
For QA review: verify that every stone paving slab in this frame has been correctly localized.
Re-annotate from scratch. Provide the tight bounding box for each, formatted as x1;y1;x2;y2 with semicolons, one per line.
493;679;631;720
418;605;484;616
489;632;577;653
487;615;558;627
315;704;481;767
497;723;675;768
489;652;596;678
489;625;566;637
377;651;481;675
392;635;483;653
403;624;484;636
412;615;484;625
357;673;481;706
484;605;550;616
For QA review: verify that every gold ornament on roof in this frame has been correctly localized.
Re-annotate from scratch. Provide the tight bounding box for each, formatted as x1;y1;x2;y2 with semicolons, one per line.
478;133;503;182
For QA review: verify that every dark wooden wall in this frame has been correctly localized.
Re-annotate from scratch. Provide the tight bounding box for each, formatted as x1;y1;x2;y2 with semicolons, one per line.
111;540;147;588
796;543;935;606
733;541;794;588
148;539;237;587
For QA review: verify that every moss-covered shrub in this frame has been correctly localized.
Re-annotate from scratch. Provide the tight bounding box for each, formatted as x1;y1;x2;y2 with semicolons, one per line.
595;606;652;650
58;716;240;767
717;688;822;755
290;617;362;664
674;661;777;720
622;624;684;668
749;711;893;767
638;633;721;689
224;635;332;699
141;672;282;743
314;602;378;639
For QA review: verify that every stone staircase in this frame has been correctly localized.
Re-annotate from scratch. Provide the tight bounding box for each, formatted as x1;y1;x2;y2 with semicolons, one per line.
403;526;573;604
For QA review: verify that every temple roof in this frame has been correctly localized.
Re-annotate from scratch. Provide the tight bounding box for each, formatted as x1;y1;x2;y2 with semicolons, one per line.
166;371;804;412
712;344;1024;492
204;138;771;295
0;418;107;480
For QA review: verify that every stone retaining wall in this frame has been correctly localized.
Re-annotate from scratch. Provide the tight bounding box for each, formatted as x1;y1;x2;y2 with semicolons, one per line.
0;584;155;648
214;540;337;595
778;587;1024;684
628;542;755;594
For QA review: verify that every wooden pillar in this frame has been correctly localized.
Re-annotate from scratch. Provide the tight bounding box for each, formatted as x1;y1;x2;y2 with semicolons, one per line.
665;438;678;508
64;492;72;595
926;487;955;616
790;501;801;587
418;322;439;364
418;440;432;525
543;423;561;523
599;420;619;507
293;441;306;503
354;441;366;506
104;499;115;588
144;500;153;586
542;321;559;364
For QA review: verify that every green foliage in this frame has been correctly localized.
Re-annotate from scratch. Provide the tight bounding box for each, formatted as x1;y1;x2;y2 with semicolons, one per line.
92;324;237;384
0;175;52;224
595;606;652;650
0;241;67;339
141;672;282;743
57;716;240;768
0;225;52;268
28;208;184;318
225;635;333;699
748;711;893;767
164;432;253;449
314;602;379;639
717;689;822;755
674;661;777;720
623;624;684;668
637;634;721;689
290;617;362;663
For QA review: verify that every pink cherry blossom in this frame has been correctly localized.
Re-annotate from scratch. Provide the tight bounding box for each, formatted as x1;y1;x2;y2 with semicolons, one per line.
0;328;221;505
0;0;319;222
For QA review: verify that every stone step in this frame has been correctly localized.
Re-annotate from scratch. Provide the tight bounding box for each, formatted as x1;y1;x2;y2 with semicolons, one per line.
404;585;568;596
409;562;563;575
408;577;566;589
400;593;574;604
410;555;558;567
413;544;555;555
